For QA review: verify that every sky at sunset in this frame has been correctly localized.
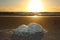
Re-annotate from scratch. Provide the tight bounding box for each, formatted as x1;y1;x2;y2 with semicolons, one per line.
0;0;60;12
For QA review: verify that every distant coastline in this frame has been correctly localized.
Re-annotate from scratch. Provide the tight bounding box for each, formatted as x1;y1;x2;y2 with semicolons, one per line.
0;12;60;16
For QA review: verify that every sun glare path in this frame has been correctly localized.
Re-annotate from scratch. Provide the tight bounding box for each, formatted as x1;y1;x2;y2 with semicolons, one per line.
32;15;39;18
27;0;44;12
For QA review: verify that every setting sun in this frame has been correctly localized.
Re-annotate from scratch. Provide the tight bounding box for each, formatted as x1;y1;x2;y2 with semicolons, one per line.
27;0;44;12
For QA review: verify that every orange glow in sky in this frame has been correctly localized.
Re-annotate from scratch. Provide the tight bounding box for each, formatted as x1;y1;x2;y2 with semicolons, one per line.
0;0;60;12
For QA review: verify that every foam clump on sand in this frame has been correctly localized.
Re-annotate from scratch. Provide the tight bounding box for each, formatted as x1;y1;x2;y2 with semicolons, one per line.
12;23;44;40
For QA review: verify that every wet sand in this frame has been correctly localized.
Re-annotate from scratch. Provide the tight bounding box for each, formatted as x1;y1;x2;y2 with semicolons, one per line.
0;16;60;40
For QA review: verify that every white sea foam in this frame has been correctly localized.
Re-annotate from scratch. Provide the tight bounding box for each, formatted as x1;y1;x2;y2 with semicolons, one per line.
14;23;44;34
